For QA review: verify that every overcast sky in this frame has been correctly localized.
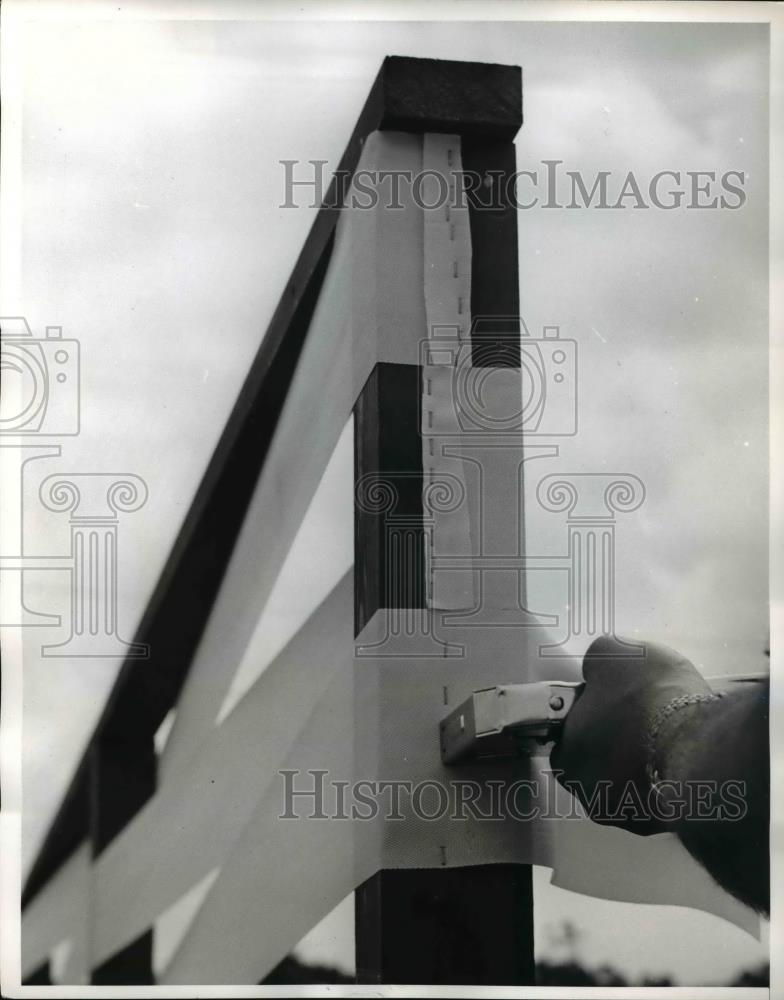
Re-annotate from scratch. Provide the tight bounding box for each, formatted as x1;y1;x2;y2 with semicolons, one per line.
12;14;769;985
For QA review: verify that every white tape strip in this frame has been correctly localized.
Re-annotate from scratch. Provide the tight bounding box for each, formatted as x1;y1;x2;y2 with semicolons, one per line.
161;658;374;984
159;130;428;783
421;133;477;612
92;573;353;966
550;781;759;936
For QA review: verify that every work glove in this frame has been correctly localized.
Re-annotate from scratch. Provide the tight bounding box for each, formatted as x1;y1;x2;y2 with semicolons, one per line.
550;635;712;835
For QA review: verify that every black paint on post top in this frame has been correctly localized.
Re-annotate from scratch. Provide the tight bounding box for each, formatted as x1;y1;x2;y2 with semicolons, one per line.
379;57;522;140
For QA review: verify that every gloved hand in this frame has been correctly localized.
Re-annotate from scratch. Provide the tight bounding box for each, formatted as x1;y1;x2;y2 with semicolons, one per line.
550;635;712;835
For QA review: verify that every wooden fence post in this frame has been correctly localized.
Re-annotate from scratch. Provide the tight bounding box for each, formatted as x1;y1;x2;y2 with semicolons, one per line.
353;60;532;985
